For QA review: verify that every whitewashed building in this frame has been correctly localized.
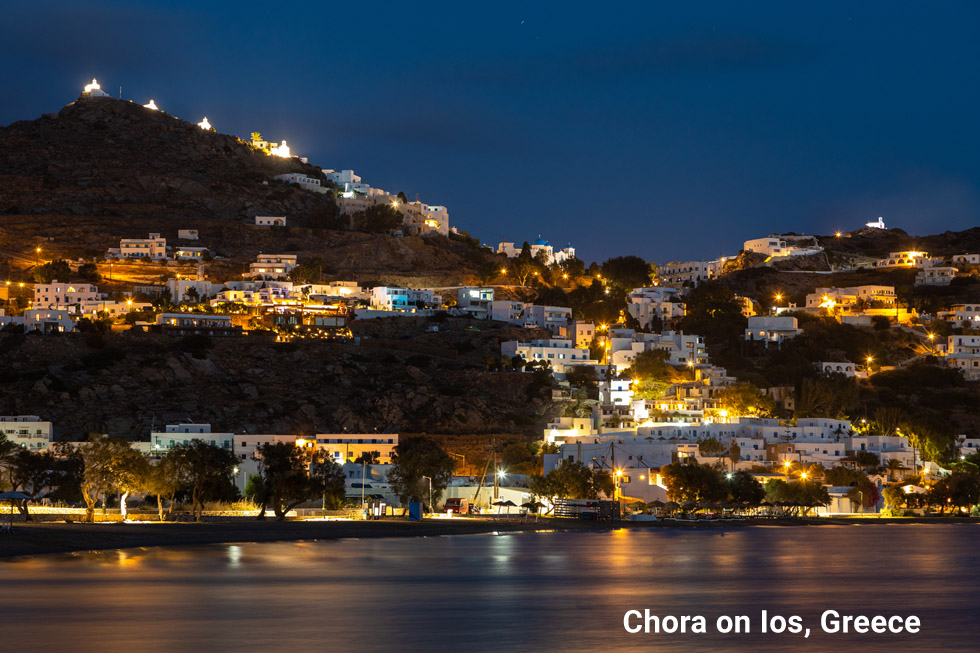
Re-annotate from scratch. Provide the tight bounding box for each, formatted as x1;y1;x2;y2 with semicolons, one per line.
112;233;167;260
627;286;685;328
255;216;287;226
0;416;53;451
33;281;104;311
745;316;801;347
151;423;235;453
501;338;594;373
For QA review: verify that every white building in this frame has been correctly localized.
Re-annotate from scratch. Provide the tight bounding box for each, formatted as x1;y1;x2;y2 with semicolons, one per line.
806;285;897;310
113;233;167;260
525;305;572;334
941;304;980;327
501;338;595;373
457;287;494;318
875;251;931;269
250;254;298;279
952;254;980;265
370;287;441;311
0;416;53;451
398;201;450;236
947;335;980;380
496;237;576;266
166;279;215;303
488;300;526;325
275;173;327;194
865;217;886;229
609;331;707;369
33;281;103;311
174;246;209;261
915;266;956;287
627;286;685;328
81;78;110;98
745;316;801;347
743;236;823;258
151;423;235;453
572;321;596;348
487;300;572;334
658;258;732;287
23;309;75;333
816;361;856;378
255;216;287;227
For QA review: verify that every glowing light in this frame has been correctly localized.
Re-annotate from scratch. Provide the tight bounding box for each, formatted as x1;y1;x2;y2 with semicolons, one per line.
84;78;102;93
726;472;734;480
801;472;808;480
500;268;506;274
269;140;291;157
615;469;623;477
835;231;842;238
295;438;307;447
497;470;507;478
143;99;159;111
197;117;212;130
391;200;400;208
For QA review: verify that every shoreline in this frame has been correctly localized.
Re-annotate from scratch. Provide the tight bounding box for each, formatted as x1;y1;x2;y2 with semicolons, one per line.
1;516;977;560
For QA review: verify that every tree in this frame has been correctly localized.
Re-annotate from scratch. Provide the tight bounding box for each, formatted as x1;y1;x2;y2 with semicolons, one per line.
727;470;764;504
78;262;102;282
388;436;456;510
33;259;71;284
254;443;343;520
112;447;149;519
310;452;346;510
659;461;727;503
289;257;327;284
626;349;673;382
170;440;238;521
717;383;776;418
929;472;980;512
80;435;137;522
698;437;725;457
3;450;55;519
46;442;84;504
600;256;652;290
529;461;614;503
144;452;183;521
728;441;741;470
882;484;906;510
351;204;403;233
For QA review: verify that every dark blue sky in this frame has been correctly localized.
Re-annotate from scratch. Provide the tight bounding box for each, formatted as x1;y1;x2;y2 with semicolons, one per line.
2;1;978;263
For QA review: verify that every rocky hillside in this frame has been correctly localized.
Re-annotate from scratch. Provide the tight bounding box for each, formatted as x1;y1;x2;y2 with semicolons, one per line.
0;96;499;285
0;94;334;221
0;317;558;441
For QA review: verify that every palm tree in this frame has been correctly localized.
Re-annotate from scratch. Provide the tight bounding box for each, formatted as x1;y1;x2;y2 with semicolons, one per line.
885;458;907;482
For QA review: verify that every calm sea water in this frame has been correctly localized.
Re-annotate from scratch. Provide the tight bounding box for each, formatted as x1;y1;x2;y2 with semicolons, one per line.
1;525;977;652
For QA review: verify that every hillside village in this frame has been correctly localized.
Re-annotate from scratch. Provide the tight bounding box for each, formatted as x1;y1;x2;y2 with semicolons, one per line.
3;79;980;518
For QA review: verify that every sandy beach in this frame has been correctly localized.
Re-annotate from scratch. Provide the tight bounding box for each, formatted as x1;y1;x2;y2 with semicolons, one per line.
2;515;977;559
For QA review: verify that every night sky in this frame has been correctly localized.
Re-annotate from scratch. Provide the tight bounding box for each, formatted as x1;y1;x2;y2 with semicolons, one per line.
2;1;978;263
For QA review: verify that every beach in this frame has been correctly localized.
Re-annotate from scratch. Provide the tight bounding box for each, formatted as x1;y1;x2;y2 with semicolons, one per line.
2;515;978;559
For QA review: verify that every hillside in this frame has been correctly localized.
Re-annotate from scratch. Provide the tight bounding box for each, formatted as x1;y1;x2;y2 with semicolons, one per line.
0;317;557;440
0;96;497;286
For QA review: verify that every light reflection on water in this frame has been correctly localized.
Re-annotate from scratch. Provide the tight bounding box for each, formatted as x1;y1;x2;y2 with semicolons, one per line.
1;525;977;652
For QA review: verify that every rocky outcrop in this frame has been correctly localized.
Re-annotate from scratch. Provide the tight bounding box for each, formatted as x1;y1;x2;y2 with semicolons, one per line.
0;318;558;441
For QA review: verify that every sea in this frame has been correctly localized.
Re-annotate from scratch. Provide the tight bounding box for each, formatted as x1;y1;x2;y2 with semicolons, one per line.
1;524;976;651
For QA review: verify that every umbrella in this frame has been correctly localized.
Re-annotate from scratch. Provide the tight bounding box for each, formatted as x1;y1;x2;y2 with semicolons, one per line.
521;501;546;512
0;491;31;530
493;499;516;514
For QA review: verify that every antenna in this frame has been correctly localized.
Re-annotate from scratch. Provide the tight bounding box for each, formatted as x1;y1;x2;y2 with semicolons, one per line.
119;86;122;99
